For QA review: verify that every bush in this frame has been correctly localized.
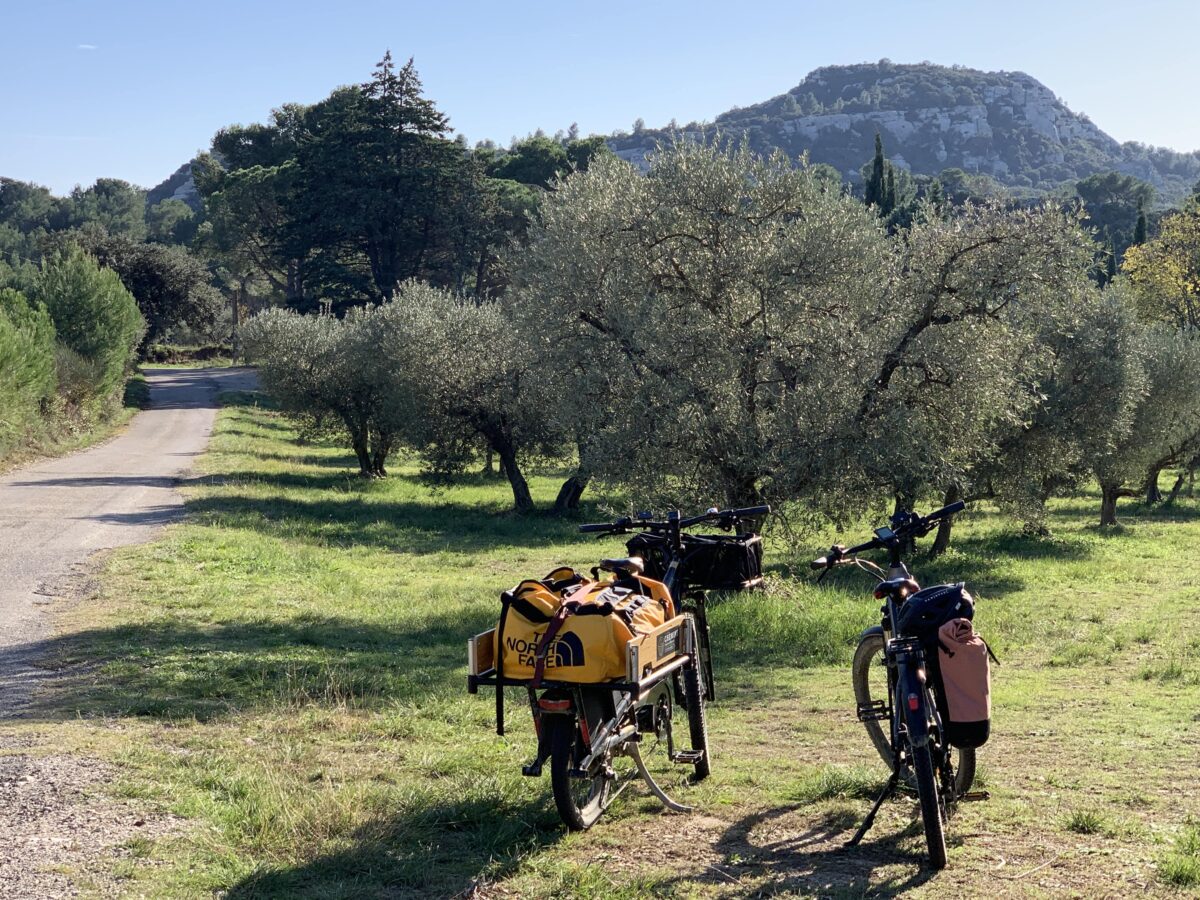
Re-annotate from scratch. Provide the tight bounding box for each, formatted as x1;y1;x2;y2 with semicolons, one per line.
34;246;145;402
0;288;56;450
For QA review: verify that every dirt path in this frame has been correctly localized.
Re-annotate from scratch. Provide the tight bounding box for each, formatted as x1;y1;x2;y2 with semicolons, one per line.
0;367;256;714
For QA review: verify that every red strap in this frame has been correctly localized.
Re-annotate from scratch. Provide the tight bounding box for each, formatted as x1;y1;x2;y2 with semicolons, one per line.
531;599;579;687
530;582;606;686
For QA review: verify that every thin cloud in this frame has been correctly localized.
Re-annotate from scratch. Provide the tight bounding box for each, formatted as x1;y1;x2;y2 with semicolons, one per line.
77;43;99;50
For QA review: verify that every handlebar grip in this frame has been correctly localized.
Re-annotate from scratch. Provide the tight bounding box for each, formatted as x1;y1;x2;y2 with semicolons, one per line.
578;523;613;533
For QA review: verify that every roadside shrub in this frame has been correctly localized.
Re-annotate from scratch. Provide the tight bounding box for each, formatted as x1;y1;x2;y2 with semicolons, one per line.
0;287;56;450
33;245;145;403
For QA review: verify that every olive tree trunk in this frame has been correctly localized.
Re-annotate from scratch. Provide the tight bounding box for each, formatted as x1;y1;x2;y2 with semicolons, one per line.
1144;466;1164;505
1099;482;1123;526
553;472;590;514
928;485;960;559
495;440;534;513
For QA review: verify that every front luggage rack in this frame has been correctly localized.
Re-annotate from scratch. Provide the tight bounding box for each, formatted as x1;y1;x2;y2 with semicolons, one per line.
856;699;890;722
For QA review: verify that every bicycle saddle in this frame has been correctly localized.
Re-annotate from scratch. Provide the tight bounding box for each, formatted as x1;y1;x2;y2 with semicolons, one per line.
598;556;645;576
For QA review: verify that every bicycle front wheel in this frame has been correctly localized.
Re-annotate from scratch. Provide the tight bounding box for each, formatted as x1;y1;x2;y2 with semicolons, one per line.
852;630;975;796
682;658;711;780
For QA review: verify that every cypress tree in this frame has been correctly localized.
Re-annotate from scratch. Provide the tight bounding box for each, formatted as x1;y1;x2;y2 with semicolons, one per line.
1133;199;1148;246
865;133;885;208
1104;241;1118;285
884;168;897;216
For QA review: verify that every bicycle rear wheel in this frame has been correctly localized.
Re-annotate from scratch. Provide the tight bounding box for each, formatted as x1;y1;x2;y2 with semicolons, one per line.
910;740;947;869
852;630;975;796
547;715;612;830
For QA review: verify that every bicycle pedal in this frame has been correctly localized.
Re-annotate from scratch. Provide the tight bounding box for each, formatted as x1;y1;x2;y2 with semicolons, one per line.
958;790;990;802
670;750;705;765
856;700;890;722
521;761;543;777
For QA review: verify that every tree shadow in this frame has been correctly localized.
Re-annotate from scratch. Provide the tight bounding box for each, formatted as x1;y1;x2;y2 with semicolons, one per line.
176;481;609;556
655;804;940;897
222;793;565;898
16;604;495;722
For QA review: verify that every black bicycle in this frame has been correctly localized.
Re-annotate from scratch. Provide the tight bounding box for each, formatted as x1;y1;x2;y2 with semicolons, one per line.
581;504;770;715
812;500;982;869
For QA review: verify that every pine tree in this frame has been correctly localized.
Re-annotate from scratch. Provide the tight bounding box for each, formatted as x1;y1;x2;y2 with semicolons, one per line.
926;178;945;215
864;133;885;208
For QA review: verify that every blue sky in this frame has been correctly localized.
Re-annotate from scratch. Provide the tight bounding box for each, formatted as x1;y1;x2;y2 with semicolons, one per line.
2;0;1198;195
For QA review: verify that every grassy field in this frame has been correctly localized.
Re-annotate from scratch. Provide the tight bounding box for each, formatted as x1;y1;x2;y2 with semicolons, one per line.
11;391;1200;897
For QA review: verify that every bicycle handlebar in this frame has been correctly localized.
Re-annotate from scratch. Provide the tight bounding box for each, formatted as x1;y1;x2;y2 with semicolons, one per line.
810;500;967;571
579;504;771;536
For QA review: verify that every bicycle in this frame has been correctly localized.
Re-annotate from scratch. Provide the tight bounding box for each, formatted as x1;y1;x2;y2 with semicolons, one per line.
463;504;763;830
583;504;770;709
811;500;984;869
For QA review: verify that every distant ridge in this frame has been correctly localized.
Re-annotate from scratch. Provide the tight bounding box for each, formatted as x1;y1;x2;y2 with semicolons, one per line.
608;61;1200;204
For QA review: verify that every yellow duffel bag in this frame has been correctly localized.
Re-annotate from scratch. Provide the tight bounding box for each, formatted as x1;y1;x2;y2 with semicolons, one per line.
494;567;675;685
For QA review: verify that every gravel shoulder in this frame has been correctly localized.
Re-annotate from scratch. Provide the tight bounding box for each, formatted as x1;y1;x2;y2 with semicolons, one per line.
0;368;256;898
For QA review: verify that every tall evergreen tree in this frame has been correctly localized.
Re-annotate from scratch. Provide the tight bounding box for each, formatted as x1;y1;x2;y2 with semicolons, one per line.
864;133;886;208
1133;199;1148;246
1104;241;1118;285
884;168;897;216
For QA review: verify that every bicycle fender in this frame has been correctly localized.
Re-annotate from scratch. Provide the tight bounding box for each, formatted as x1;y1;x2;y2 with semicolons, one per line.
898;664;932;748
856;625;885;644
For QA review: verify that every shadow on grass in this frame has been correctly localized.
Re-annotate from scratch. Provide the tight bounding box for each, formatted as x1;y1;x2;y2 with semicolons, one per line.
1051;496;1200;527
654;805;939;897
223;794;564;898
18;604;494;722
182;490;593;555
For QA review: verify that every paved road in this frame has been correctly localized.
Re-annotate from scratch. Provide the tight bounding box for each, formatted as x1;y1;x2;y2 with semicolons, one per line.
0;367;257;713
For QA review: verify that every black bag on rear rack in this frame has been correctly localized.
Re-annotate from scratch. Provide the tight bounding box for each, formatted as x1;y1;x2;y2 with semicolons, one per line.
627;532;763;591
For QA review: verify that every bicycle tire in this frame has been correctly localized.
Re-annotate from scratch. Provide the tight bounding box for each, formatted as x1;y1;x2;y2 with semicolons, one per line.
910;739;948;869
682;659;711;781
547;715;611;831
852;631;975;796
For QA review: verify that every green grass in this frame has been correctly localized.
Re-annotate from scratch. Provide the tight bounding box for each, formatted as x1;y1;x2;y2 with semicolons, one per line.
15;393;1200;897
1160;822;1200;888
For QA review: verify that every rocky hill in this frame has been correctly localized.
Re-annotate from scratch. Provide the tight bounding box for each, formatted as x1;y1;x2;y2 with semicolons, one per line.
146;162;201;212
609;61;1200;204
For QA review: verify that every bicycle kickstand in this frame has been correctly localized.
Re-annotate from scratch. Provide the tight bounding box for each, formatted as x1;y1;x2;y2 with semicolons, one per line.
629;744;693;814
845;766;900;848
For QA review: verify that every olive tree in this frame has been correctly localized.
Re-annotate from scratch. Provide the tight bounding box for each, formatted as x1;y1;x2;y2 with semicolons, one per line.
241;307;396;477
958;290;1146;537
1093;322;1200;525
375;281;564;513
856;202;1098;501
510;141;892;514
